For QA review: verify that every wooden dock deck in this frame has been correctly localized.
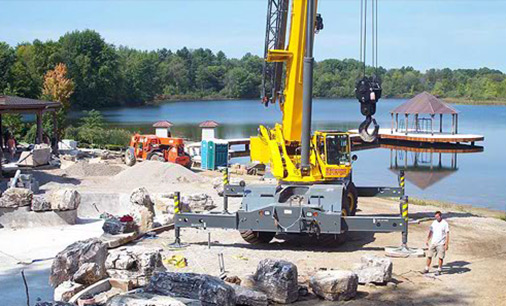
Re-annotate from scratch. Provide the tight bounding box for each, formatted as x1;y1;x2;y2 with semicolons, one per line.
349;128;484;145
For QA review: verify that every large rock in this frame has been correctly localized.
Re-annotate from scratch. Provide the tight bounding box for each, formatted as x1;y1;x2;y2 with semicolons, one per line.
231;284;268;306
50;238;108;287
54;281;84;302
181;193;216;212
106;246;166;288
35;302;73;306
253;259;298;304
106;292;201;306
130;187;155;233
0;187;33;208
49;188;81;211
353;255;393;285
146;272;236;306
32;194;51;212
309;270;358;301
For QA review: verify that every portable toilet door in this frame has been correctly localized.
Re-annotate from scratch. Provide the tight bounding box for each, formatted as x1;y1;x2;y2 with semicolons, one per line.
201;140;208;170
207;140;216;170
214;141;229;168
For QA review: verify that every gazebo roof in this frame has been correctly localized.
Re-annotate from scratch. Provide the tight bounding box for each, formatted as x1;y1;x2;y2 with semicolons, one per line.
0;95;61;112
152;120;173;128
389;167;456;190
199;120;219;128
391;92;459;115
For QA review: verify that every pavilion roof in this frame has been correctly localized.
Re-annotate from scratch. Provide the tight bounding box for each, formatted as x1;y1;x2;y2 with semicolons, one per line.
391;92;459;115
0;95;61;112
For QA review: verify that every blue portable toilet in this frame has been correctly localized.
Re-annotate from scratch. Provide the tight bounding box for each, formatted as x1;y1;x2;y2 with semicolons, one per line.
214;140;229;168
201;139;228;170
201;140;209;169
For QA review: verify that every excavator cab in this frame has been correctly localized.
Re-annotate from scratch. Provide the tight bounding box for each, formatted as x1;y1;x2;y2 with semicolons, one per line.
313;131;352;180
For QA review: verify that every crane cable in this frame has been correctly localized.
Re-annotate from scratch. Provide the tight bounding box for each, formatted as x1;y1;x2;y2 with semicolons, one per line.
360;0;379;74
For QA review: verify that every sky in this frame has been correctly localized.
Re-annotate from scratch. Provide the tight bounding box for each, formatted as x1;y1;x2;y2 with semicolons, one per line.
0;0;505;72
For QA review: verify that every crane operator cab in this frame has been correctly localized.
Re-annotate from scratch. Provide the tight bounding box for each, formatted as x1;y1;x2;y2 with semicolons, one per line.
313;131;353;181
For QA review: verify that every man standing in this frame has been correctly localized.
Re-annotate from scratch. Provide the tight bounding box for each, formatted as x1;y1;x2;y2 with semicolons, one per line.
424;211;450;275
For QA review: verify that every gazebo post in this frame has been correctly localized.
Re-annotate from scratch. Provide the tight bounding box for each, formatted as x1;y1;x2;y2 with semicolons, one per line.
405;114;409;135
439;114;443;133
455;113;459;134
390;113;394;134
414;114;419;132
451;114;455;135
395;113;399;132
431;114;435;135
36;110;43;144
52;111;59;155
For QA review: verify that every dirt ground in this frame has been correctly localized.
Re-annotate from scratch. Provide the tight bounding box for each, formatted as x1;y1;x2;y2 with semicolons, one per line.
1;161;506;306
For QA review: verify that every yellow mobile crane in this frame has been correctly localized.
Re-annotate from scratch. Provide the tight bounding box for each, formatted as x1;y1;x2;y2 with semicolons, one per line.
175;0;413;251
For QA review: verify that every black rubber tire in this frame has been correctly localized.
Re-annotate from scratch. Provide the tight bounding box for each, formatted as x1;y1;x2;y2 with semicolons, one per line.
240;230;275;244
124;147;136;167
183;153;192;169
316;233;348;246
344;183;358;216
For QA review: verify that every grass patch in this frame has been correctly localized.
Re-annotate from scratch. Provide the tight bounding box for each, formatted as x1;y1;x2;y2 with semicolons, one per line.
499;215;506;222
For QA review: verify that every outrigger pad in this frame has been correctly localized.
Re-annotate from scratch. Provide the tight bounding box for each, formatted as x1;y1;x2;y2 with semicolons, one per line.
384;246;425;258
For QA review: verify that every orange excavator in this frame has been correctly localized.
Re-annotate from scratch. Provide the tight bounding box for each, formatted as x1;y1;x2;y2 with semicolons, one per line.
124;133;192;168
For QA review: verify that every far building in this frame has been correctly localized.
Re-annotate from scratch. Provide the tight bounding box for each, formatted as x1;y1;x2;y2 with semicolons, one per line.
152;121;173;138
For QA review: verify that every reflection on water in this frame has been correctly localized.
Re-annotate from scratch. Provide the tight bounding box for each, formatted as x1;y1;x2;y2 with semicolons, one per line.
73;99;506;211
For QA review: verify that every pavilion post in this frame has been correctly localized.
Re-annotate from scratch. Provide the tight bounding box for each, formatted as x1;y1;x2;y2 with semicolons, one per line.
36;111;43;144
431;114;435;135
451;114;455;135
52;111;59;155
455;114;459;134
395;113;399;132
415;114;419;132
390;113;394;134
439;114;443;133
0;113;3;149
405;114;409;135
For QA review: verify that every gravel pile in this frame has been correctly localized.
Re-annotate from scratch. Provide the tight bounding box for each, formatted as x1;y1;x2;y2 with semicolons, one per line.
112;161;203;186
65;162;124;177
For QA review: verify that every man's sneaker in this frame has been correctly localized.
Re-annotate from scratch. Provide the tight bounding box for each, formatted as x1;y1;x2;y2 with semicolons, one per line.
436;270;442;276
423;268;430;274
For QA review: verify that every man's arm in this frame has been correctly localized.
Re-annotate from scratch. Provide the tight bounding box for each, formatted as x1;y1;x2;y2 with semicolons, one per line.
426;229;433;246
445;231;450;251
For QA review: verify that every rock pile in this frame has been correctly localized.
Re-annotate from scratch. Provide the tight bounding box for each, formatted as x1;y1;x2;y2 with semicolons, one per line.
50;239;108;288
310;270;358;301
353;255;393;285
106;246;166;288
146;272;236;306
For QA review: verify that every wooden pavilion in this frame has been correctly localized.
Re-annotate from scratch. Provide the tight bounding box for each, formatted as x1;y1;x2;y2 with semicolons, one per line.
0;95;61;168
390;92;460;135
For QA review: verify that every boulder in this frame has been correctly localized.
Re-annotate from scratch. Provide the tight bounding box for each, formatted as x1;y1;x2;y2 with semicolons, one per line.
253;259;298;304
353;255;393;285
50;238;108;288
0;187;33;208
146;272;236;306
49;188;81;211
32;194;51;212
241;274;256;289
35;302;73;306
181;193;216;212
106;292;201;306
54;281;84;302
231;284;268;306
106;246;166;288
309;270;358;301
130;188;155;233
32;143;52;166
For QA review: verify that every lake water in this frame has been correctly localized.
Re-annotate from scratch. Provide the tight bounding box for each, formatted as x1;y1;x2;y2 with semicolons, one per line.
76;99;506;212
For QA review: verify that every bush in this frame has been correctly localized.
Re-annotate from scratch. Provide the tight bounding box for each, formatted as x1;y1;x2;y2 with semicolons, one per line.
104;129;131;147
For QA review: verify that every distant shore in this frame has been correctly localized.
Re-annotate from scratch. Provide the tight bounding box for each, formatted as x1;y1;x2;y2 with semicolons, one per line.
443;97;506;106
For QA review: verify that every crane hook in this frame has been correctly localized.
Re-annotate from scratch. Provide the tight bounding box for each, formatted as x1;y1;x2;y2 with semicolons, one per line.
359;115;379;142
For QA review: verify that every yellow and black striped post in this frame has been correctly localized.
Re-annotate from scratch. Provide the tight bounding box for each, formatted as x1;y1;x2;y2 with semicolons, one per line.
173;191;182;245
222;167;229;213
399;170;406;197
400;196;409;246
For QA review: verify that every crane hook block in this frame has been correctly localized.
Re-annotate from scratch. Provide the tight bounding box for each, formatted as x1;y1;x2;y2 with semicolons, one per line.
355;75;382;142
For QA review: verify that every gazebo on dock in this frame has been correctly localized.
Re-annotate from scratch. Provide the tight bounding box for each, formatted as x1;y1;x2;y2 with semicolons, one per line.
390;92;460;135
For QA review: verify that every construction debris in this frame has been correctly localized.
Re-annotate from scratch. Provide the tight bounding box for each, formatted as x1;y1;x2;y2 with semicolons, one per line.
145;272;236;306
252;259;299;304
106;246;166;288
309;270;358;301
50;238;108;288
352;255;393;285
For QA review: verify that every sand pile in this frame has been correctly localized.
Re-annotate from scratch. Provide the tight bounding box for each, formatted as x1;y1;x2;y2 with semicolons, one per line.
112;161;203;186
65;162;124;177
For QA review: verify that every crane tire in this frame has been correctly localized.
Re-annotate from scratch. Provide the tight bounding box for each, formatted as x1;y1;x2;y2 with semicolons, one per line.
345;183;358;216
240;230;275;244
125;147;136;167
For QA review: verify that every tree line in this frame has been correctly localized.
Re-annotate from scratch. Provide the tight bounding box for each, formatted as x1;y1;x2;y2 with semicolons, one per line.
1;29;505;110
